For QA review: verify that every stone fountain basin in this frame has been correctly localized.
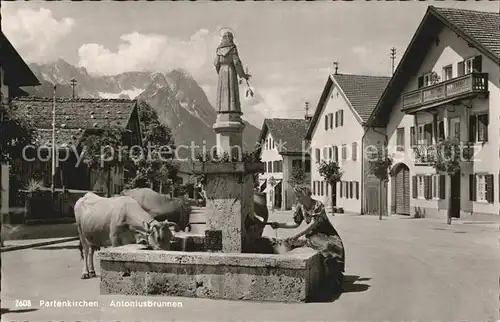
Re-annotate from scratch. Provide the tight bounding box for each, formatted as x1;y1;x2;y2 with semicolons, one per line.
98;234;327;303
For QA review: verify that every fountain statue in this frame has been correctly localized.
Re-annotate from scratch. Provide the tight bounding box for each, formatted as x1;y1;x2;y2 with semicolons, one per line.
98;30;334;302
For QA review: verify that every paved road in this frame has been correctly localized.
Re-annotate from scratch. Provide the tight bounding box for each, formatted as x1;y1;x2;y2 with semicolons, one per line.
1;214;499;321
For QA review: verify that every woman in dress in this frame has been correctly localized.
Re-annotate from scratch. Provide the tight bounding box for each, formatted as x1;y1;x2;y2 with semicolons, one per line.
269;185;345;288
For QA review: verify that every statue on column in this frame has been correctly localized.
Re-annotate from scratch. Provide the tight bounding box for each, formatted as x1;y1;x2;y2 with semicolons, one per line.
214;29;252;113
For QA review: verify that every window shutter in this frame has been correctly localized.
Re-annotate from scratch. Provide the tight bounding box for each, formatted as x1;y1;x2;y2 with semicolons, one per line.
410;126;416;146
334;146;338;162
339;181;343;198
335;111;338;127
472;55;482;72
469;174;476;201
424;176;431;200
350;182;353;199
329;113;333;129
439;175;446;199
340;110;344;126
418;76;424;88
412;176;417;198
469;115;477;142
485;174;494;203
325;115;328;130
457;61;465;76
356;182;359;200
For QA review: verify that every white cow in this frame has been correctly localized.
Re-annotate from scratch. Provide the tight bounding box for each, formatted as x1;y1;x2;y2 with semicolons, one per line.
74;192;176;279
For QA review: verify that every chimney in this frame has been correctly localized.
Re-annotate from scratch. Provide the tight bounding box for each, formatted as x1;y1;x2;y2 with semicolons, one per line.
304;102;312;121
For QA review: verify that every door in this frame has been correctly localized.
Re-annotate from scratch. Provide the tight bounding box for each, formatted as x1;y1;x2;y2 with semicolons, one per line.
450;171;461;218
274;182;282;209
394;164;410;215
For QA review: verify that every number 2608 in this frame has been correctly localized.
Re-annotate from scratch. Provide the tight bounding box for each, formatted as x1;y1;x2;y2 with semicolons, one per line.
15;300;32;307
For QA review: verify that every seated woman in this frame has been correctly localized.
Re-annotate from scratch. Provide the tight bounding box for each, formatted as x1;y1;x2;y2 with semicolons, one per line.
269;185;345;288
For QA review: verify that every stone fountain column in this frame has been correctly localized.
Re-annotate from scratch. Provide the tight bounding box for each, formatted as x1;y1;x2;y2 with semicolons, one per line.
193;29;264;253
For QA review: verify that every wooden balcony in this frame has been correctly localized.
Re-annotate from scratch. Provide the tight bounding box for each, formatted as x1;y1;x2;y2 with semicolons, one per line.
402;73;488;113
412;142;475;166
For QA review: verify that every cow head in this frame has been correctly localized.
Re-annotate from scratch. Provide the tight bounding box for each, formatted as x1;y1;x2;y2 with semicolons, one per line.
145;220;176;250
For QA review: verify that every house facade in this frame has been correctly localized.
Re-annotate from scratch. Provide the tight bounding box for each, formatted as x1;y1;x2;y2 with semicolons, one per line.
257;118;311;210
368;6;500;218
306;74;390;214
1;31;41;215
9;97;142;199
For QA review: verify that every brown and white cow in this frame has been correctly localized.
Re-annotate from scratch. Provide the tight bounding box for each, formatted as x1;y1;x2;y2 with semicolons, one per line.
74;192;176;279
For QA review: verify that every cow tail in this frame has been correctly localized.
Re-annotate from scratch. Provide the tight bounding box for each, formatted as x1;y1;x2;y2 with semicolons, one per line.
78;240;84;260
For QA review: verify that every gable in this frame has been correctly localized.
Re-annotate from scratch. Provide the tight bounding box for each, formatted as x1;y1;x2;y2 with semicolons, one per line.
368;6;500;127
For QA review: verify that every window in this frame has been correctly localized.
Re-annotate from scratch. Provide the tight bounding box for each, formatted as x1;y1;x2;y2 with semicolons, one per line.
432;175;439;199
329;113;334;129
292;159;302;170
328;146;333;160
476;174;487;202
424;73;432;86
339;110;344;126
396;128;405;151
326;181;329;195
437;121;445;142
459;56;482;76
443;65;453;81
417;176;425;198
272;139;275;149
335;111;339;127
352;142;357;161
410;126;416;146
325;115;328;130
342;144;347;160
320;181;324;196
449;117;460;140
268;161;272;173
339;181;343;198
332;146;338;162
264;162;267;172
349;182;353;199
465;57;474;74
356;182;359;200
313;181;316;195
315;149;320;163
469;114;488;143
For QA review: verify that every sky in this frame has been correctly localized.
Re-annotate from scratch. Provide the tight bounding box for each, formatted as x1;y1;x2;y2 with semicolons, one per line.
2;1;498;128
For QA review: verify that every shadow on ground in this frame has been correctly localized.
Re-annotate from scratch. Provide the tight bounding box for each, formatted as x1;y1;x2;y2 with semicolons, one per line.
34;245;80;250
312;274;371;303
1;308;39;314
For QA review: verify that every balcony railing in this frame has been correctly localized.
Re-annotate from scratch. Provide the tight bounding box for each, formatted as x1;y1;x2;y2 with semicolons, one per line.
402;73;488;112
412;142;475;165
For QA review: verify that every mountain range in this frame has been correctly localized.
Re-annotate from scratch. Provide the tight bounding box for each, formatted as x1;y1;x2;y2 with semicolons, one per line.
24;59;261;155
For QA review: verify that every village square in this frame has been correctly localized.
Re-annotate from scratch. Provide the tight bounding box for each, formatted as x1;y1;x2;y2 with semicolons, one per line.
1;1;499;321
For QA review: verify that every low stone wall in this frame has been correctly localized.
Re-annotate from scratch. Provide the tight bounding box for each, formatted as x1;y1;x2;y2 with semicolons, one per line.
98;244;325;302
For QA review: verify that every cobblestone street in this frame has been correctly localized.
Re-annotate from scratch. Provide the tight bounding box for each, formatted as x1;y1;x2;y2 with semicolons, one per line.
2;213;499;321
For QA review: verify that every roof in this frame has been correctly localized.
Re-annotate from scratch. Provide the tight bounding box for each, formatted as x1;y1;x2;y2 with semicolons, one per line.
11;97;138;148
257;118;310;155
305;74;390;139
11;97;137;130
433;7;500;59
0;31;40;87
368;6;500;127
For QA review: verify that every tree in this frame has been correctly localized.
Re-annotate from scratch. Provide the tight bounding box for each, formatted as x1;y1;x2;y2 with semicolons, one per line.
318;160;343;212
288;164;307;188
368;146;393;220
430;137;462;224
124;101;178;193
0;102;36;163
80;127;125;196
